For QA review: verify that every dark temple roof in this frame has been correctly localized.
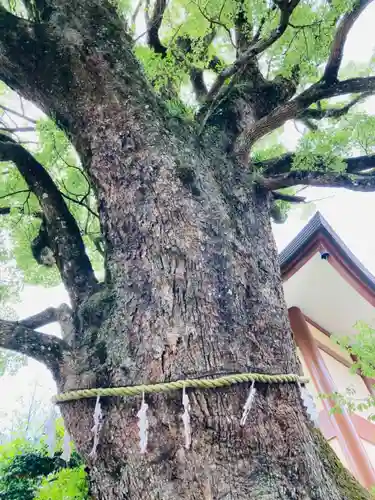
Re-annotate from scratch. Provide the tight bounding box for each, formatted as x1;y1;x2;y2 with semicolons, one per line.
279;211;375;293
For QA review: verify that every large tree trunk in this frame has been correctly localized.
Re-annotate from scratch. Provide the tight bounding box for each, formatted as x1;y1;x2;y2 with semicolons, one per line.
1;2;371;498
57;108;366;497
58;150;366;498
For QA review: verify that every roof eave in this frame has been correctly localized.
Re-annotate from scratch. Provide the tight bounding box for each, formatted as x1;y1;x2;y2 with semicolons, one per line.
279;212;375;295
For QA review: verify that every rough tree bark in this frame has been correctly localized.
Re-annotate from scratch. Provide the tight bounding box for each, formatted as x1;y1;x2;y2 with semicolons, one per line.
0;1;374;499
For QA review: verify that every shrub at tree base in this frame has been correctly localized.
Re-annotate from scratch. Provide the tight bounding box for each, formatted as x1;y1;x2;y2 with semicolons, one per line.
0;436;88;500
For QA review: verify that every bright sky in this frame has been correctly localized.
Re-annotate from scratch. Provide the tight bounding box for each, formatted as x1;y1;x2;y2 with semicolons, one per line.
1;3;375;435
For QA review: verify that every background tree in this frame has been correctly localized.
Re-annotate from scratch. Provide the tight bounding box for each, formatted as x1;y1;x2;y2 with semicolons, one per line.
1;0;375;498
0;420;88;500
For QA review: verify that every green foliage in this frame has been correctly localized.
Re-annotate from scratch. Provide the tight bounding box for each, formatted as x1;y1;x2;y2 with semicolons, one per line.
262;1;357;81
0;0;25;17
270;187;298;224
3;215;61;287
292;127;349;172
320;323;375;420
35;465;89;500
348;113;375;155
292;112;375;171
34;120;103;274
134;47;186;96
0;231;27;375
251;130;288;164
0;234;22;304
0;114;103;297
335;322;375;379
120;0;364;93
117;0;373;114
0;424;88;500
164;98;194;120
0;439;36;500
113;0;132;16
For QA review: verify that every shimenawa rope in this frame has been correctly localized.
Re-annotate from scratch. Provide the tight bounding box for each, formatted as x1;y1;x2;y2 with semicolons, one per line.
53;372;309;404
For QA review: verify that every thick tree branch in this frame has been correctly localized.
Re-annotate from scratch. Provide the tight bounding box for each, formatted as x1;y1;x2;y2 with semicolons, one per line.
178;31;217;102
0;135;98;307
303;76;375;103
190;68;208;104
0;318;68;379
323;0;374;83
146;0;167;56
236;76;375;163
0;6;38;90
230;2;374;160
204;0;300;106
260;170;375;192
260;152;375;176
0;5;77;130
234;0;252;54
19;307;59;329
1;1;158;137
22;0;51;22
298;92;371;121
0;206;43;217
272;191;306;203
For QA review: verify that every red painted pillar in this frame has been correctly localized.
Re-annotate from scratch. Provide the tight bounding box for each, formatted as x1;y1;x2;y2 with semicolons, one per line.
289;306;375;489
